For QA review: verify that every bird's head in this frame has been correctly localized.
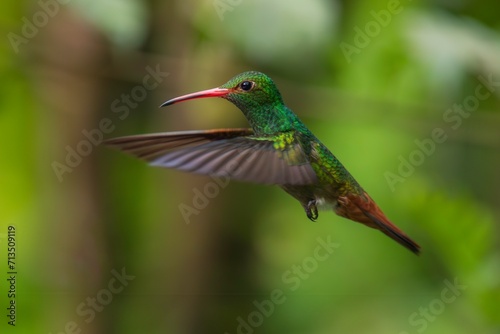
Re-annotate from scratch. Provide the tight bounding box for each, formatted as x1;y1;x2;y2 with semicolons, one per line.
161;71;284;115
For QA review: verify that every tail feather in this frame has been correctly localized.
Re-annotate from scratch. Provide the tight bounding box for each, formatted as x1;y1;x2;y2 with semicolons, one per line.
362;210;421;255
336;193;421;255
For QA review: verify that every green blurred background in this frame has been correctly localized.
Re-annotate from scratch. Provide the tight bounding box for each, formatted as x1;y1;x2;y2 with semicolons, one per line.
1;0;499;333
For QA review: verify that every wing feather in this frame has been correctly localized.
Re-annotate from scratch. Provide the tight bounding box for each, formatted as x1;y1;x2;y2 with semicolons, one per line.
105;129;318;185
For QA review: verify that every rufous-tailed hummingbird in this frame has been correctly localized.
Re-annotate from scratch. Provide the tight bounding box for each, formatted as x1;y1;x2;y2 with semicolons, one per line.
106;71;420;254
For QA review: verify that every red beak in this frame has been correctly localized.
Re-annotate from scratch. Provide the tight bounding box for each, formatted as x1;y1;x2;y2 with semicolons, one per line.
160;87;231;108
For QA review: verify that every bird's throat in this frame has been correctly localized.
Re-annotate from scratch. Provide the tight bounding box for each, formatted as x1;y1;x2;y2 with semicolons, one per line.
242;105;300;136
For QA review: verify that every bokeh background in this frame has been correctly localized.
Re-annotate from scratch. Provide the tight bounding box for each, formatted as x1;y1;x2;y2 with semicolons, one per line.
1;0;499;333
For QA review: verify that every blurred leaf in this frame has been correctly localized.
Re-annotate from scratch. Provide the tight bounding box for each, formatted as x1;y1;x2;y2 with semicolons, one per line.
194;0;340;71
71;0;149;49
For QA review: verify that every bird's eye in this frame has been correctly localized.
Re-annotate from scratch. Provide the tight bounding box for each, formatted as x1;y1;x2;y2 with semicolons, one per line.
239;81;254;91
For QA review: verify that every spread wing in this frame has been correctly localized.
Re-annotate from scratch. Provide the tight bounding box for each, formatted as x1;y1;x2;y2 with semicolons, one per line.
105;128;318;185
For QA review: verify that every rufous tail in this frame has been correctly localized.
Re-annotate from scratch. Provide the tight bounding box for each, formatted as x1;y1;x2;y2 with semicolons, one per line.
336;193;420;255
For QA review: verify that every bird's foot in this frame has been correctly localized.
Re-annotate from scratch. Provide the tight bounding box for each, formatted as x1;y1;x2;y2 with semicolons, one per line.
305;200;318;222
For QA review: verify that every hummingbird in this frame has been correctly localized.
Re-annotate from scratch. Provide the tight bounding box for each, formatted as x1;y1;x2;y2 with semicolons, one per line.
106;71;420;254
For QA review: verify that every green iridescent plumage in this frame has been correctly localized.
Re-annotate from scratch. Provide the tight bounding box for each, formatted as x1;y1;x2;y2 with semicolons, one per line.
106;71;420;254
221;72;301;135
219;72;361;192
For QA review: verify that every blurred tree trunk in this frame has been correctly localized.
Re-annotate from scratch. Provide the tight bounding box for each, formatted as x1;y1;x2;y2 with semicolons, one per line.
33;8;111;334
147;1;259;333
150;2;221;333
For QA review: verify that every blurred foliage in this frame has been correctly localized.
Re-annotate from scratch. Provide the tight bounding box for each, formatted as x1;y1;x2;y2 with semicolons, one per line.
70;0;149;49
0;0;499;333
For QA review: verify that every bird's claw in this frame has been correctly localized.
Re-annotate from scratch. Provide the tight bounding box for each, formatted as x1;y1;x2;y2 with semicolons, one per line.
306;200;318;222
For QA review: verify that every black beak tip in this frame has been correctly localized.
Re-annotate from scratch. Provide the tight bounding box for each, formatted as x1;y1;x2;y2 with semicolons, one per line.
159;100;171;108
